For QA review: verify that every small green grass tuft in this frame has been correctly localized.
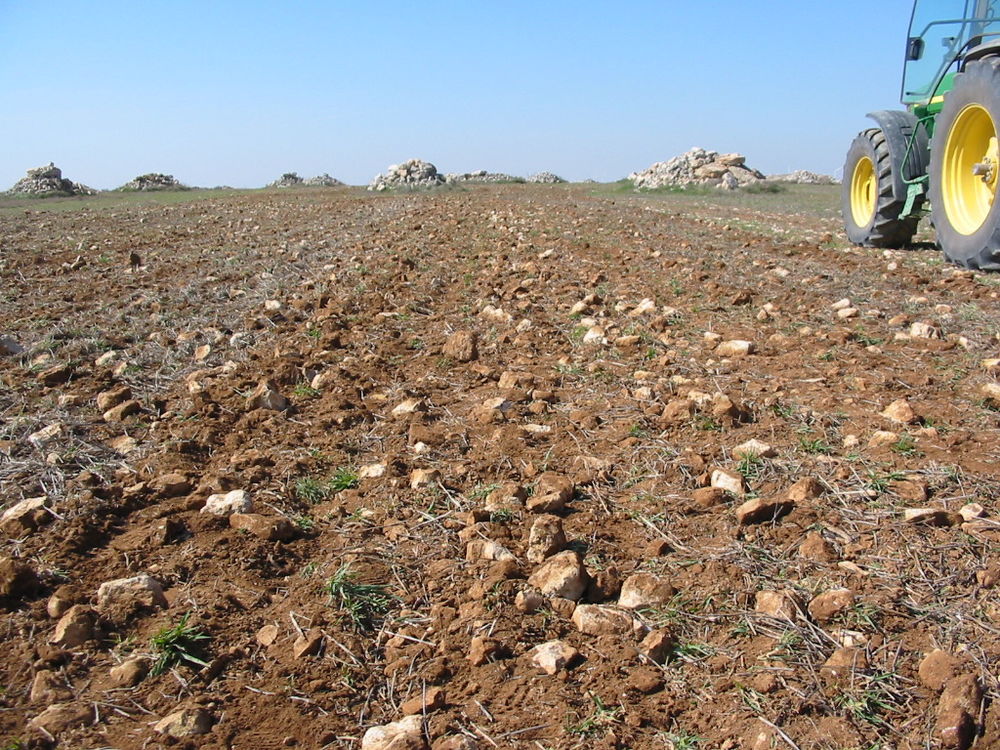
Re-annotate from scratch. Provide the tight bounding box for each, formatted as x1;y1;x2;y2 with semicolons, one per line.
150;613;210;675
329;467;359;491
324;564;393;630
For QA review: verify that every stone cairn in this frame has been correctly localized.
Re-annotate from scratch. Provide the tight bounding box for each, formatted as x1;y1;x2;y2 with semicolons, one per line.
6;163;96;196
119;173;184;191
767;170;838;185
527;171;567;184
369;159;446;191
629;147;764;190
268;172;344;188
445;170;524;184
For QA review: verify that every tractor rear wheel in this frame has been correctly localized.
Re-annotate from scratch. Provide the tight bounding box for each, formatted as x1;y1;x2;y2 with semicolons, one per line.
842;128;920;247
929;58;1000;270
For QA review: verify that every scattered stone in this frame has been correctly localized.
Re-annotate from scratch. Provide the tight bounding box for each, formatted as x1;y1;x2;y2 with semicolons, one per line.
821;647;869;681
246;380;288;411
401;686;447;715
46;586;78;619
202;489;253;516
910;321;942;339
733;439;775;459
28;423;64;449
527;515;566;562
30;670;72;703
919;649;962;691
716;339;754;357
292;628;324;659
528;640;578;674
369;159;445;191
96;384;132;411
527;472;575;513
443;330;478;362
103;399;142;422
154;707;215;738
711;469;745;497
618;573;675;610
230;513;295;541
96;574;168;611
691;486;729;509
465;539;515;562
882;398;919;424
392;398;426;418
527;550;589;600
361;714;425;750
1;496;50;536
37;363;73;385
639;629;675;664
868;430;899;448
256;624;280;647
754;590;800;620
982;382;1000;408
467;636;501;666
515;589;546;613
110;658;149;687
410;468;442;489
29;702;95;736
807;588;854;622
431;737;478;750
936;674;982;750
153;472;191;498
572;604;642;637
785;477;823;502
904;508;962;526
736;496;794;525
51;605;96;647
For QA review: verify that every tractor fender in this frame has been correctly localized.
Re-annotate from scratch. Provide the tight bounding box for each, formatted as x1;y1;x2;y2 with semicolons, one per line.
865;110;930;202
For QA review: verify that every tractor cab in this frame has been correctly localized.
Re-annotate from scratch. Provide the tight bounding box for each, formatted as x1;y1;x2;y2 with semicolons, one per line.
903;0;1000;109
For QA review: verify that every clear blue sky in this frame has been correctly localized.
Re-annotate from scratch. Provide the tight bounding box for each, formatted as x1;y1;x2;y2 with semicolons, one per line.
1;1;917;189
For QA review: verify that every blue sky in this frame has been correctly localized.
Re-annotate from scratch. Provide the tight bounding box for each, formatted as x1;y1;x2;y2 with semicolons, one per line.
1;1;916;188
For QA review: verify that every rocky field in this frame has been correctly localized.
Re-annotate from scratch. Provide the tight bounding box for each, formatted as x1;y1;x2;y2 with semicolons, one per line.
0;182;998;750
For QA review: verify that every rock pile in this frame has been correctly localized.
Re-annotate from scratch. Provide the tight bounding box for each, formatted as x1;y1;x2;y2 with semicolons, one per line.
268;172;304;188
303;173;344;187
768;170;838;185
445;170;524;184
369;159;445;191
118;173;184;191
6;163;96;196
629;147;764;190
527;171;567;184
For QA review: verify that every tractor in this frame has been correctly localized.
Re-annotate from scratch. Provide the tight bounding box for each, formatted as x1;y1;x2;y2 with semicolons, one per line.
843;0;1000;269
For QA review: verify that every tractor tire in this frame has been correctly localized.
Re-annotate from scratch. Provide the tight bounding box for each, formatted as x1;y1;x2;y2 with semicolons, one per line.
842;128;921;248
929;58;1000;270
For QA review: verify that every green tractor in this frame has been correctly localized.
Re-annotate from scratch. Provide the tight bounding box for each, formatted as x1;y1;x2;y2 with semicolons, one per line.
843;0;1000;269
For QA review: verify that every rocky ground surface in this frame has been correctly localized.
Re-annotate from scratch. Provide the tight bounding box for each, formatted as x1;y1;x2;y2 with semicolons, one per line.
118;174;186;191
630;149;766;191
0;183;998;750
6;164;96;197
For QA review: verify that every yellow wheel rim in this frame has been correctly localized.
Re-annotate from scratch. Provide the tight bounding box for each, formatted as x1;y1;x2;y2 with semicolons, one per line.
850;155;876;227
942;104;999;235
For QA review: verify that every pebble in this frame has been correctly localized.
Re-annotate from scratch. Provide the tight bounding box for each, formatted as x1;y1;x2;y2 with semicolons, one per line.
528;640;578;674
154;707;215;738
527;550;589;600
618;573;675;609
202;489;253;516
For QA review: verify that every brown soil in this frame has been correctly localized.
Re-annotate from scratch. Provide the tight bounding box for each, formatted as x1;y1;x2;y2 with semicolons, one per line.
1;184;998;749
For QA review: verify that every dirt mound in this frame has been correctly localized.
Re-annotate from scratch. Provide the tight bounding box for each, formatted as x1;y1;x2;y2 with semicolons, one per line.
369;159;445;191
1;184;999;749
768;169;839;185
630;147;765;190
118;173;185;191
6;162;96;196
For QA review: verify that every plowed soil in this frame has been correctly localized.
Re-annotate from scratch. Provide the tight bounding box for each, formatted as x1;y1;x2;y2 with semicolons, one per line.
1;183;999;749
